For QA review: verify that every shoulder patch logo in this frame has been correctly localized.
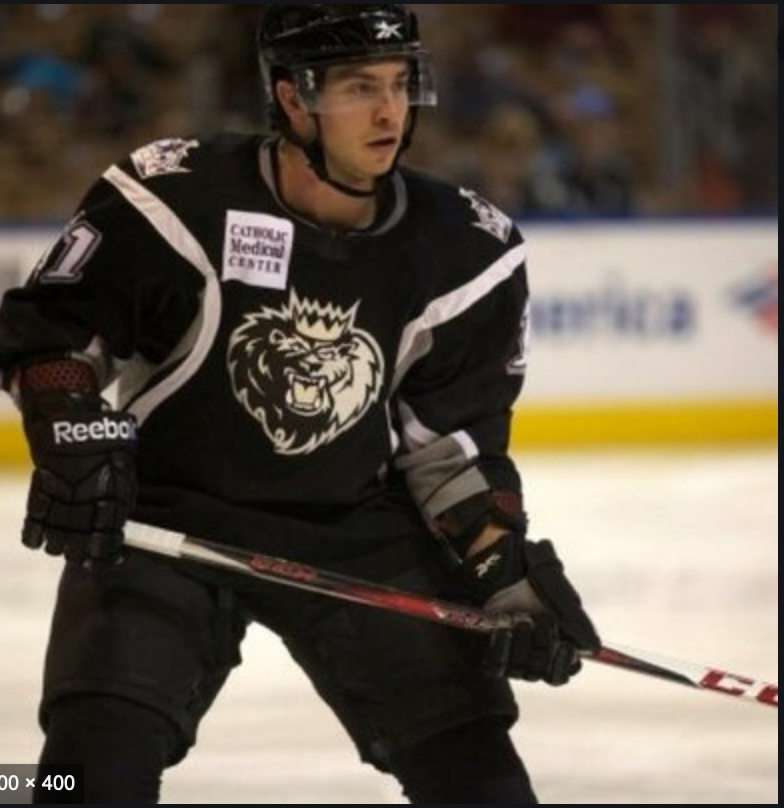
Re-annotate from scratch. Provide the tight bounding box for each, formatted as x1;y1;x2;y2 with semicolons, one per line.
460;188;514;244
131;138;200;180
228;290;385;456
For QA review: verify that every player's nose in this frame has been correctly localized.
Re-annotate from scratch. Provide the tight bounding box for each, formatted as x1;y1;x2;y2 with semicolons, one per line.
373;87;406;124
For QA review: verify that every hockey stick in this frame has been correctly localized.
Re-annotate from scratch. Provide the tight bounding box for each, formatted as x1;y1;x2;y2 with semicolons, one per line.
124;521;778;710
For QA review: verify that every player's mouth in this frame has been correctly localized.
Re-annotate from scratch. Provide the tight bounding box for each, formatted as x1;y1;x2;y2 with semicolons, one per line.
366;137;399;152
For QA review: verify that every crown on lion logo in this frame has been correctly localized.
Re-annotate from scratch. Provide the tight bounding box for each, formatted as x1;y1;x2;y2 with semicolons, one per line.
287;290;358;342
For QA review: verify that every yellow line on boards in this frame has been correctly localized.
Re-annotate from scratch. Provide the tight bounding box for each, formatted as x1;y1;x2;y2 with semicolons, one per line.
511;401;778;449
0;400;778;467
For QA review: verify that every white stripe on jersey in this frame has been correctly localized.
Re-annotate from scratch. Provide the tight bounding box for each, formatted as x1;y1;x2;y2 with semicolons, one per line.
398;398;479;460
103;166;221;426
393;242;527;388
452;430;480;461
398;399;440;450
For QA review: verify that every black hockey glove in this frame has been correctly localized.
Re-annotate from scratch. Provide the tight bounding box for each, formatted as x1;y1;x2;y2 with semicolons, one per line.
21;388;138;565
464;534;601;686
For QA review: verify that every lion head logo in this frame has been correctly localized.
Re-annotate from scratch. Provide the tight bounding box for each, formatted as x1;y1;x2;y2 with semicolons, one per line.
228;290;385;455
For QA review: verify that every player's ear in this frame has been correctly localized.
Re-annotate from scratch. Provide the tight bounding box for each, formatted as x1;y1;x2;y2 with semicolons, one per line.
276;80;308;125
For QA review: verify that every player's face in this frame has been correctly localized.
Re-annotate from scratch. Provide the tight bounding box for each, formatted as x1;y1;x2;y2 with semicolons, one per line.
317;61;411;189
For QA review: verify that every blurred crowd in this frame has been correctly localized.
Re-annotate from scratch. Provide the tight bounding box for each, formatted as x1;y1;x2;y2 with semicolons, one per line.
0;3;777;219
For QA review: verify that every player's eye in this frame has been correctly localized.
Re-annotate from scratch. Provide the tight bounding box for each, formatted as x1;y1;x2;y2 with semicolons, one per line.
346;81;376;99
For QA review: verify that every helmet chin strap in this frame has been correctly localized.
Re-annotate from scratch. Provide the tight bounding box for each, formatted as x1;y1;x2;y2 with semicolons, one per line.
305;121;379;199
282;109;419;200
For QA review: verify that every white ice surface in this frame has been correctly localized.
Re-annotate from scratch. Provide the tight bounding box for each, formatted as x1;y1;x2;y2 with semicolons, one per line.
0;450;777;803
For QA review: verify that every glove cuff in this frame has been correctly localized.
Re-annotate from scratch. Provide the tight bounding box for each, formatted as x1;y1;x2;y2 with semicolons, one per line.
432;489;528;561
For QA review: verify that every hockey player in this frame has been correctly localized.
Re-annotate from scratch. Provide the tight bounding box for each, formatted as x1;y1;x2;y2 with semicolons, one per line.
0;6;600;804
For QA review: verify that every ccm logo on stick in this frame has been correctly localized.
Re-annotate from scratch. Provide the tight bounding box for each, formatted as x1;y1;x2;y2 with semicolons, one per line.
701;671;779;706
53;419;137;445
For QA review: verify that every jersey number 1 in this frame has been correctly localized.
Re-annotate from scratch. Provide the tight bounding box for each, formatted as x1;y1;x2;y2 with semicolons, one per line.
38;221;102;284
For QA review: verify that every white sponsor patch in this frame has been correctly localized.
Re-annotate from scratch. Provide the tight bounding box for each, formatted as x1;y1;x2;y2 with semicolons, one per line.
131;139;200;180
223;211;294;291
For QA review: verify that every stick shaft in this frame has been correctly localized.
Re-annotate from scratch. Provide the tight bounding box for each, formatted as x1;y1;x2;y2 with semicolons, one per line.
124;521;777;709
124;521;510;632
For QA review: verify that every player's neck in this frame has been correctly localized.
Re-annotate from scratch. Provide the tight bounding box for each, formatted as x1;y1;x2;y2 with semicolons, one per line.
276;139;378;232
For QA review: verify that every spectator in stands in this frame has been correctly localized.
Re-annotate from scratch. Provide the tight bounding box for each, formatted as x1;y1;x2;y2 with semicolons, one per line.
77;5;169;136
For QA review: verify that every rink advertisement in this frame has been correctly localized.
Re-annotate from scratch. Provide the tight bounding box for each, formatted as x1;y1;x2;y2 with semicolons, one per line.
0;221;778;463
516;219;778;446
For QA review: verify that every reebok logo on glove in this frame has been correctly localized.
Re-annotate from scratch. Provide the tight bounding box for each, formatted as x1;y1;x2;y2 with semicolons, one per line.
53;418;137;445
474;552;502;580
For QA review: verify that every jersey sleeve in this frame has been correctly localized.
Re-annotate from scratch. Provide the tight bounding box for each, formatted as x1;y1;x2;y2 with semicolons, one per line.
0;170;205;392
394;231;530;533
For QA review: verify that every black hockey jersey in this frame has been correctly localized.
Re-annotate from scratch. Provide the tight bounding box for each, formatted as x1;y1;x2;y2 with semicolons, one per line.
0;135;529;556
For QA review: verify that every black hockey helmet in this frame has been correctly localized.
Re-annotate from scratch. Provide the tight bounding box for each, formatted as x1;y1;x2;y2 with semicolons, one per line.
258;4;437;197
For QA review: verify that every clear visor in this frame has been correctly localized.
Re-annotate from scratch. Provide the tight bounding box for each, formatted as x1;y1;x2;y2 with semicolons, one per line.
292;53;438;115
